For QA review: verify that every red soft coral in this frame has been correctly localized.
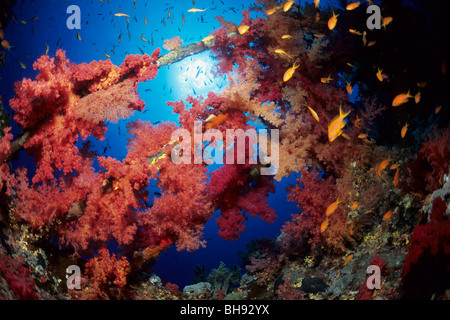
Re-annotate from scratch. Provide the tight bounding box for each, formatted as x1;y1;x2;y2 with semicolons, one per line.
401;197;450;299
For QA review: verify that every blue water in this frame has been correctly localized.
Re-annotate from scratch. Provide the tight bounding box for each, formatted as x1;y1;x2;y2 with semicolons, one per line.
0;0;349;289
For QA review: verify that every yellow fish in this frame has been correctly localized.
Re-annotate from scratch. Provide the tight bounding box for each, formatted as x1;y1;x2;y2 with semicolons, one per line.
281;34;292;39
114;13;129;17
326;197;342;216
283;1;295;12
283;62;300;82
274;49;293;59
202;35;215;42
346;2;360;10
392;91;412;107
305;105;320;122
19;61;26;69
328;105;350;142
77;31;82;41
188;8;207;13
238;25;250;35
328;11;339;30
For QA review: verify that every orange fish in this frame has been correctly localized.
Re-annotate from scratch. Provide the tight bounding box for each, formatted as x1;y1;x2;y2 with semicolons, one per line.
349;223;354;235
321;75;333;83
358;133;368;139
114;13;129;17
266;6;282;15
346;82;353;95
283;62;300;82
392;91;412;107
382;16;393;29
328;105;351;142
435;106;442;114
394;168;399;187
1;39;11;50
414;91;421;104
205;113;229;130
314;0;320;8
305;105;320;122
320;218;329;233
238;25;250;35
0;29;4;40
362;31;367;46
274;49;293;59
326;197;342;216
401;122;408;138
328;11;339;30
283;1;295;12
349;29;362;35
382;210;393;221
377;158;390;176
390;163;400;170
351;201;359;210
376;68;384;82
346;2;361;10
344;254;353;266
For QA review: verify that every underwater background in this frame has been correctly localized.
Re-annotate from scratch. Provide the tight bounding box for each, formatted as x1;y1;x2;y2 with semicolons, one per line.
0;0;449;300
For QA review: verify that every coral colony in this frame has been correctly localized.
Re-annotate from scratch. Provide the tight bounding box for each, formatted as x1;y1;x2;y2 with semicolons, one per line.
0;0;449;301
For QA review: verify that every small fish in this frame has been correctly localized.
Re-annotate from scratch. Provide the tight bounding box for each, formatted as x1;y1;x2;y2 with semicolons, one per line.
19;61;26;69
351;202;359;210
344;254;353;266
321;75;333;83
238;25;250;35
394;169;399;187
1;39;11;50
377;158;390;176
328;11;339;31
305;105;320;122
114;13;129;17
141;34;148;42
314;0;320;8
346;2;360;10
182;12;185;26
349;29;362;35
45;41;49;55
392;91;412;107
274;49;293;59
281;34;292;39
283;62;300;82
376;68;384;82
188;8;207;13
362;31;367;46
417;81;427;88
77;31;82;41
349;224;354;235
358;133;368;139
347;62;356;68
313;33;325;38
144;16;148;25
283;1;295;12
435;106;442;114
202;35;214;42
104;52;111;58
328;105;350;142
320;218;329;233
414;91;421;104
266;7;279;15
326;197;342;216
382;16;393;29
367;40;376;47
205;113;229;130
390;163;400;170
382;210;393;221
401;122;408;138
346;82;353;95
